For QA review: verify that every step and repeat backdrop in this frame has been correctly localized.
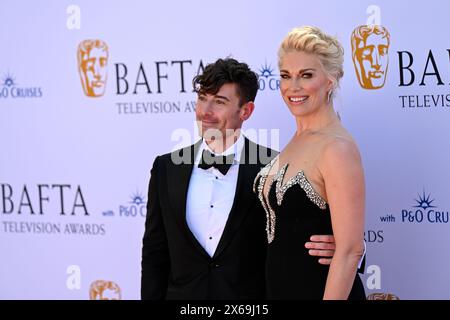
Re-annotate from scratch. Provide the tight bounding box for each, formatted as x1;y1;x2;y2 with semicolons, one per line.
1;0;449;299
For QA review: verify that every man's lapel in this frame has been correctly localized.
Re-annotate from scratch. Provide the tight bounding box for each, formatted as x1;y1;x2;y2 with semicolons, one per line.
166;140;211;259
213;138;262;259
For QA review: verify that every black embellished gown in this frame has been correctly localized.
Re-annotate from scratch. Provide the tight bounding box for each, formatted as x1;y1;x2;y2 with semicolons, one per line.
253;158;366;300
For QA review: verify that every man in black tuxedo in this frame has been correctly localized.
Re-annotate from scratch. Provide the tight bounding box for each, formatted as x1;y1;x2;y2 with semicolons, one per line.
141;58;343;300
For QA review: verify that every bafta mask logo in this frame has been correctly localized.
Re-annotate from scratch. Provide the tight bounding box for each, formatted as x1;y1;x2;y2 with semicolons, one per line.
351;25;390;89
367;293;400;300
89;280;121;300
77;39;109;97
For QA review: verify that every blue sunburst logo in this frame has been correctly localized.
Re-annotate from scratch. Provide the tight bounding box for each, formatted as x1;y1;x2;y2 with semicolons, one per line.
413;190;436;210
259;61;276;79
2;73;16;87
130;191;146;206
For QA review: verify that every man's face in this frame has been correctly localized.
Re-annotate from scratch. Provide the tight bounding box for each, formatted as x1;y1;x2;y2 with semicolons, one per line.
195;83;245;142
80;47;108;97
354;33;389;89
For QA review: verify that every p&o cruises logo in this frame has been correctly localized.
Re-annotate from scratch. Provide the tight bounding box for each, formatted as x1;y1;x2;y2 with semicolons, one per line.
103;190;147;218
0;73;43;99
401;190;449;224
257;61;280;92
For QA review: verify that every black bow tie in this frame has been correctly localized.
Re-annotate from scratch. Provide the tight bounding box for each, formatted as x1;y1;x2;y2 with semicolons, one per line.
198;149;235;175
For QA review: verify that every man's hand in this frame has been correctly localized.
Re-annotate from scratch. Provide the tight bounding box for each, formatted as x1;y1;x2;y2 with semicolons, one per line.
305;235;336;265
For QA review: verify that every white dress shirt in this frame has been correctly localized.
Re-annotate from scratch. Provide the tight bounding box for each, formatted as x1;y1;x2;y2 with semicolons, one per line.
186;134;245;257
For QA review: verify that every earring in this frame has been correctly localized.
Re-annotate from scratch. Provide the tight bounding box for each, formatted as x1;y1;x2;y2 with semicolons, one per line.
327;90;333;104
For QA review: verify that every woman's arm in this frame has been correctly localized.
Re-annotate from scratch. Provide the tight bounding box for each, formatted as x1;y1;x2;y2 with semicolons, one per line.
319;138;365;300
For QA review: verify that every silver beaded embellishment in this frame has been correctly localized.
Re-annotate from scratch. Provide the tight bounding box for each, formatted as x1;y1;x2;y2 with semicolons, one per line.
254;157;328;244
253;157;278;243
275;164;327;210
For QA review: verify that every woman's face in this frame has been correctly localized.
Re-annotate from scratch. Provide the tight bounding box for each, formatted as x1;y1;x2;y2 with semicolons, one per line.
279;50;333;118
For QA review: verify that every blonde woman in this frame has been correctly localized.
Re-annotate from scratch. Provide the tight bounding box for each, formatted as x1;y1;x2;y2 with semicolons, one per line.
254;26;366;299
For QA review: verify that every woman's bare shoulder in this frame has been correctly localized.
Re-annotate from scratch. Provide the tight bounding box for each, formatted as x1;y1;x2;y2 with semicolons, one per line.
320;127;361;165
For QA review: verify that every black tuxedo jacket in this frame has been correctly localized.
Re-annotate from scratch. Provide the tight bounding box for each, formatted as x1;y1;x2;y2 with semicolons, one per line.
141;138;277;300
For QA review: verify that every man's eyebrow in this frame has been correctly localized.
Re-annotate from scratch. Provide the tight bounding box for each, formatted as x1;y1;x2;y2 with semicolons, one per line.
214;95;230;102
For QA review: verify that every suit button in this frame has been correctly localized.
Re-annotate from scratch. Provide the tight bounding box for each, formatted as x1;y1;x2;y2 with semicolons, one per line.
209;262;220;268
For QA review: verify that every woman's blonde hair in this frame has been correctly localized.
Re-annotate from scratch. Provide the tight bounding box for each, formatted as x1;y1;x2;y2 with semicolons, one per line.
278;26;344;92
